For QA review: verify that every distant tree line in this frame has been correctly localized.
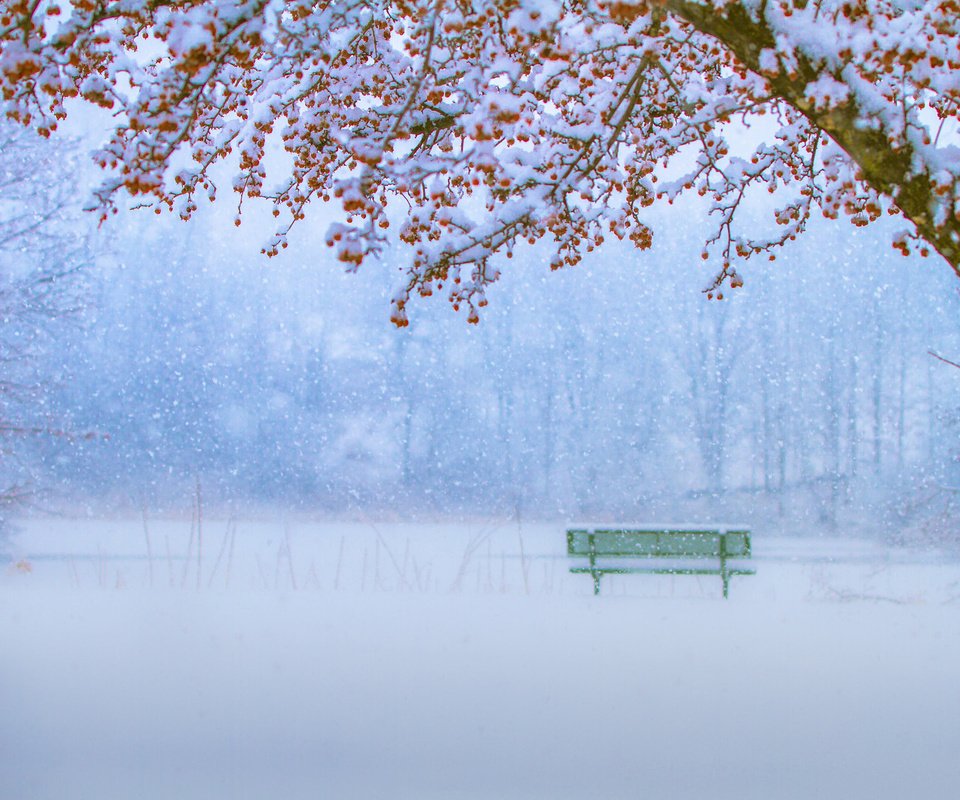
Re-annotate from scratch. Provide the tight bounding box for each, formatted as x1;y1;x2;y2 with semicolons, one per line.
0;123;92;532
33;199;960;543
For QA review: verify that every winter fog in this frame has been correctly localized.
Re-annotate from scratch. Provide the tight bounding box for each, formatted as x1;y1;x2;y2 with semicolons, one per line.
1;120;957;537
2;59;960;800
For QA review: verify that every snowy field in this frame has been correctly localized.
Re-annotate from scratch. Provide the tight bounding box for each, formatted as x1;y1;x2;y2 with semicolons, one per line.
2;516;960;800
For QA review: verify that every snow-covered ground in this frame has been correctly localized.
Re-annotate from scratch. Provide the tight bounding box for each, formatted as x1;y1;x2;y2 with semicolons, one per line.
2;517;959;799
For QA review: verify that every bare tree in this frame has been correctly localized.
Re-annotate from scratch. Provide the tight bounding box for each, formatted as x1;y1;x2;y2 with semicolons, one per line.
0;122;93;529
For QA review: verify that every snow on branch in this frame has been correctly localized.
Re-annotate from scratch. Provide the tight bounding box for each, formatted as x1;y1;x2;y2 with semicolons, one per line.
2;0;958;320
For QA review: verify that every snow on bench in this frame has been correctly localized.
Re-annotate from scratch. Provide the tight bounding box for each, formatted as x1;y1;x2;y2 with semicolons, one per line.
566;524;755;598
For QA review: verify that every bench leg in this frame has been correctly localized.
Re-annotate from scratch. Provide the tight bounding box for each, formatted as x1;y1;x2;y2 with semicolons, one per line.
588;542;601;595
721;564;730;599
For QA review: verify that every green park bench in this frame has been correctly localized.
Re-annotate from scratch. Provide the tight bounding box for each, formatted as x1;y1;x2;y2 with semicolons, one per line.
566;525;754;598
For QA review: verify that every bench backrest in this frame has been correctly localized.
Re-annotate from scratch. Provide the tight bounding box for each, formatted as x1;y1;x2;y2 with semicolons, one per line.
566;528;751;559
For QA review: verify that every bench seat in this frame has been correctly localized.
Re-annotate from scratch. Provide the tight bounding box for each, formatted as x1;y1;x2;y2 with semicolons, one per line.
567;526;755;598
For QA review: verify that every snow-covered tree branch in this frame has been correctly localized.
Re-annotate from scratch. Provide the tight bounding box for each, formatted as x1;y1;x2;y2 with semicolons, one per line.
1;0;957;321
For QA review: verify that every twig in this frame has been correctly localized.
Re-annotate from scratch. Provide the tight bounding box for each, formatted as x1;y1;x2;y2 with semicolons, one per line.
165;535;174;588
928;350;960;370
225;518;236;588
141;504;154;588
334;535;345;591
517;521;530;595
304;560;321;589
181;503;196;589
486;537;493;592
256;553;269;589
449;527;493;592
365;519;409;590
410;553;424;592
822;585;915;605
283;523;297;590
207;516;234;589
195;477;203;591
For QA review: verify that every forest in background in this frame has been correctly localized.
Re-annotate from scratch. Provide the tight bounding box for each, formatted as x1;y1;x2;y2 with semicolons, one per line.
1;125;959;544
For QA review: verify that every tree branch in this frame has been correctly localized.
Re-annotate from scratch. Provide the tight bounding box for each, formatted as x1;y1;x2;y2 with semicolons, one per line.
665;0;960;275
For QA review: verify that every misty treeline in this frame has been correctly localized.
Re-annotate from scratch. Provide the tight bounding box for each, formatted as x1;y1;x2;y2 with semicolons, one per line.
2;128;959;541
0;125;93;526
